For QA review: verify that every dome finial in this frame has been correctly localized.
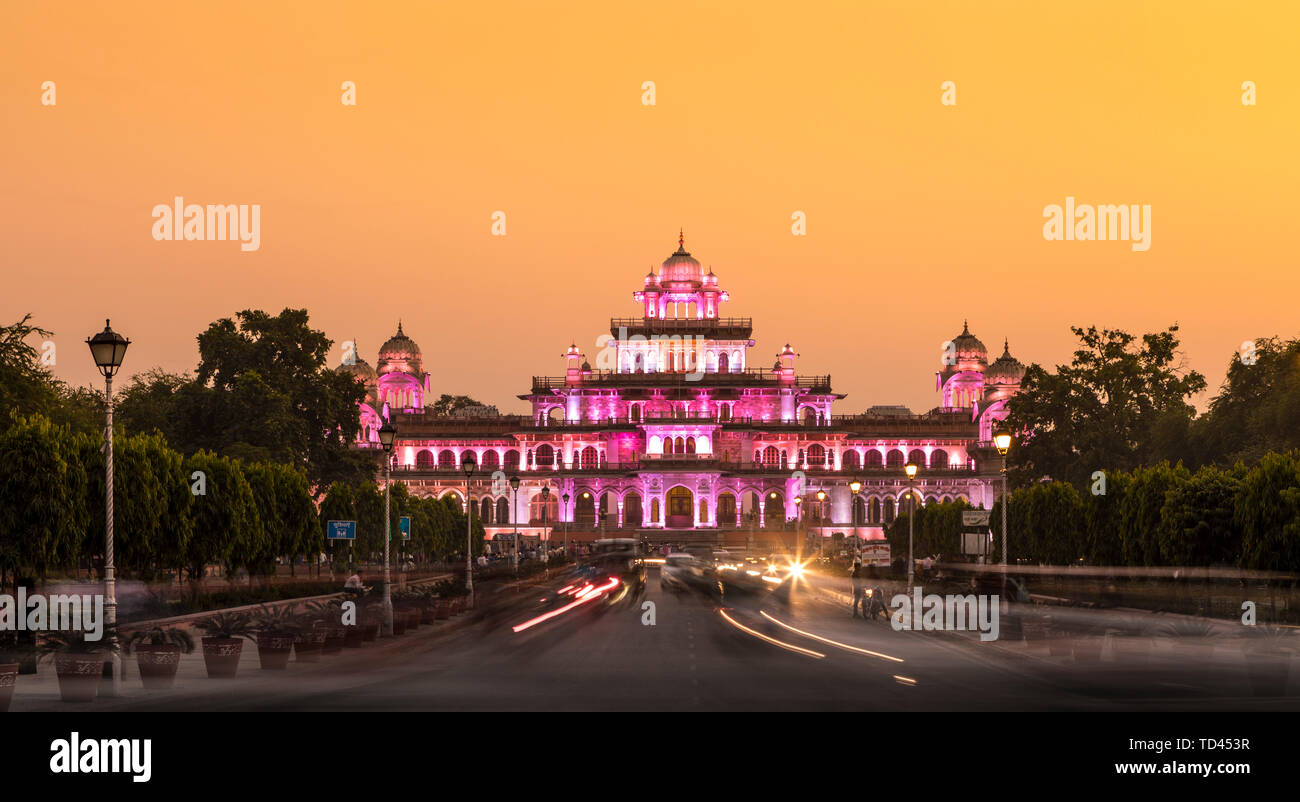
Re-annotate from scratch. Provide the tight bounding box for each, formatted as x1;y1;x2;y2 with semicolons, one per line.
962;319;969;335
396;319;403;336
678;228;685;251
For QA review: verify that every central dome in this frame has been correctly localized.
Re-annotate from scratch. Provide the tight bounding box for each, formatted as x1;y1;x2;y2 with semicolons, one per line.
661;231;703;284
377;321;423;376
952;320;988;363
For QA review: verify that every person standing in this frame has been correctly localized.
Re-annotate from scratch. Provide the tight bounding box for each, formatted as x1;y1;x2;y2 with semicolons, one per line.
850;559;867;618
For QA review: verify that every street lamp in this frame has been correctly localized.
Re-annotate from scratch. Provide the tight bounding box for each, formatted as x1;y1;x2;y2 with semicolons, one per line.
463;455;476;601
509;474;520;572
849;479;862;553
904;462;918;589
86;319;129;696
815;489;827;558
994;428;1013;594
556;488;566;556
378;421;397;636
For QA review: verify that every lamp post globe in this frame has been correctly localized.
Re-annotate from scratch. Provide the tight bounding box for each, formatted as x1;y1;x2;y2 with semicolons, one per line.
463;456;476;598
509;474;521;569
993;427;1013;595
904;462;918;590
378;420;397;635
86;319;129;696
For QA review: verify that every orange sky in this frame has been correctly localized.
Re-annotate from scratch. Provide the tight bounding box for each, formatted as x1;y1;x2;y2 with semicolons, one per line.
3;1;1297;414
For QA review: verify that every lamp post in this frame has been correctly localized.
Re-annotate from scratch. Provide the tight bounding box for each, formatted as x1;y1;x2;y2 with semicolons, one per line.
792;495;803;554
849;479;863;557
509;474;520;572
905;462;918;590
815;489;827;558
86;319;129;696
378;421;396;636
994;428;1013;599
538;485;550;558
463;456;476;601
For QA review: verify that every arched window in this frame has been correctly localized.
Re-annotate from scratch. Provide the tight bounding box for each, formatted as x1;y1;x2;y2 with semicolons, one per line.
852;496;866;525
842;450;861;470
664;437;675;455
415;449;434;468
884;497;896;523
461;450;478;469
762;446;780;467
718;493;737;525
496;496;510;523
675;436;685;453
718;352;729;373
546;406;565;425
931;449;949;469
766;491;785;521
908;449;926;468
630;404;642;422
574;492;597;527
580;446;598;470
866;450;884;468
719;404;731;422
807;444;826;467
685;437;696;454
535;444;555;468
481;450;500;470
438;449;455;468
480;497;493;523
886;449;905;468
650;498;660;524
503;449;520;469
698;499;709;524
870;498;881;523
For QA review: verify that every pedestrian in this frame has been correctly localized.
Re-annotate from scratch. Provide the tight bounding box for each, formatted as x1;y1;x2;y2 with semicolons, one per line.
344;568;364;598
850;559;866;618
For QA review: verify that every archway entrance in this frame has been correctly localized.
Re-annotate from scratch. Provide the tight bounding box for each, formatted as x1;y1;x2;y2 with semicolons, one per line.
666;486;694;529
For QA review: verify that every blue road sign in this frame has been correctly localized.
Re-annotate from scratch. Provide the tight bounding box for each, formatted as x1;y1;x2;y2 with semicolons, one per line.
399;516;411;540
327;520;356;540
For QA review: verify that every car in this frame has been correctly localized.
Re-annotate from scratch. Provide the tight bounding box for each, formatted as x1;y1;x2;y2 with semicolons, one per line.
660;552;708;591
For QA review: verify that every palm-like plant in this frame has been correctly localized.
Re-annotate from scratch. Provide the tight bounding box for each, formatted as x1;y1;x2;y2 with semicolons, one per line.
193;611;255;641
37;627;118;661
124;626;196;655
251;605;303;637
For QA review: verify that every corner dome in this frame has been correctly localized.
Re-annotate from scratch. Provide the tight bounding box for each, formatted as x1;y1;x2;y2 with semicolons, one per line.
377;321;423;376
986;339;1026;384
952;320;988;363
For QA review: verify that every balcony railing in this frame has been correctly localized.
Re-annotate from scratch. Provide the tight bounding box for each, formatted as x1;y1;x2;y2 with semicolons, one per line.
529;369;833;392
609;316;753;338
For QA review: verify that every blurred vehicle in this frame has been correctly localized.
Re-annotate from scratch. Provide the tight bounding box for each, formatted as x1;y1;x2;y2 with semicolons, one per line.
660;552;708;592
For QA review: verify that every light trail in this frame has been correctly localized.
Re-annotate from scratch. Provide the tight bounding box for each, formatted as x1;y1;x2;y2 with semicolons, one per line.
718;609;825;659
512;577;619;633
760;611;904;664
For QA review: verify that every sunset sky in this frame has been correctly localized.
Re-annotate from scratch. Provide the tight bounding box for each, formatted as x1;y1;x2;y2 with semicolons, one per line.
3;1;1297;414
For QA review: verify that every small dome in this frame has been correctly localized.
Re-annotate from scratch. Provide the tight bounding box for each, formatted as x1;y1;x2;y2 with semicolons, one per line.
952;320;988;362
661;231;703;284
986;339;1026;384
377;321;423;376
338;356;376;383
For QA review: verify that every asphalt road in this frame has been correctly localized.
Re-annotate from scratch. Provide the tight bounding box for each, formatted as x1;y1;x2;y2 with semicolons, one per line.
86;566;1299;712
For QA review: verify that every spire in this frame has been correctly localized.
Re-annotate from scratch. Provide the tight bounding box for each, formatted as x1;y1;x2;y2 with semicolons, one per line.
962;319;970;335
678;228;685;251
396;320;404;336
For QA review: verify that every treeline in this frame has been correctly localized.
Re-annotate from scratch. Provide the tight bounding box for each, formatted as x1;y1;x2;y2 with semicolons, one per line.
0;413;485;587
888;453;1300;570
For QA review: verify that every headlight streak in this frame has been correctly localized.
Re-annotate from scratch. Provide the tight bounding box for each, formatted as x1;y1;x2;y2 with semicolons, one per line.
718;609;826;659
512;576;621;633
759;611;904;664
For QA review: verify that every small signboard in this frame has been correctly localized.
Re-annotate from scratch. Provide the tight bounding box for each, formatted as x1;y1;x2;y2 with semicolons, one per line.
860;542;891;567
961;532;989;556
327;520;356;540
962;510;991;527
399;516;411;540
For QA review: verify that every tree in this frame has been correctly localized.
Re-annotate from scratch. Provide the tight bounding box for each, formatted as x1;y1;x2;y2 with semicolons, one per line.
1004;325;1205;489
1194;336;1300;467
0;414;88;586
1158;465;1242;566
1234;451;1300;571
426;394;486;417
182;451;258;587
1119;463;1190;567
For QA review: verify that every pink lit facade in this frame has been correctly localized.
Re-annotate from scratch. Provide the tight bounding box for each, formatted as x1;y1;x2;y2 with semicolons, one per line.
342;235;1025;549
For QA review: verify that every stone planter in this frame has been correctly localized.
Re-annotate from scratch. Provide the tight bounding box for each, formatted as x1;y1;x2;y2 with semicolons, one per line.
421;604;437;625
201;637;244;678
318;625;345;655
294;629;326;662
342;626;364;648
391;614;407;637
256;633;296;670
55;653;106;702
0;663;17;712
433;601;451;620
135;644;183;689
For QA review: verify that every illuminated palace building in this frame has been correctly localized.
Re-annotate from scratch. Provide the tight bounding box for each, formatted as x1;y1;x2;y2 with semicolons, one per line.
342;235;1025;550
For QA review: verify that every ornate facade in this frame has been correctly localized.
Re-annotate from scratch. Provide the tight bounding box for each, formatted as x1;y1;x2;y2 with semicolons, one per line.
342;234;1025;549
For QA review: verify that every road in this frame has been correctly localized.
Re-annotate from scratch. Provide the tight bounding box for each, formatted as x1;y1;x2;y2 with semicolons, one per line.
56;565;1295;712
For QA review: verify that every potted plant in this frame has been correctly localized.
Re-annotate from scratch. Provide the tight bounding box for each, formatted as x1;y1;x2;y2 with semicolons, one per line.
124;626;196;689
0;631;38;676
193;612;255;678
1240;625;1295;697
305;601;346;655
251;606;301;670
359;600;382;642
38;628;116;703
292;603;328;662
